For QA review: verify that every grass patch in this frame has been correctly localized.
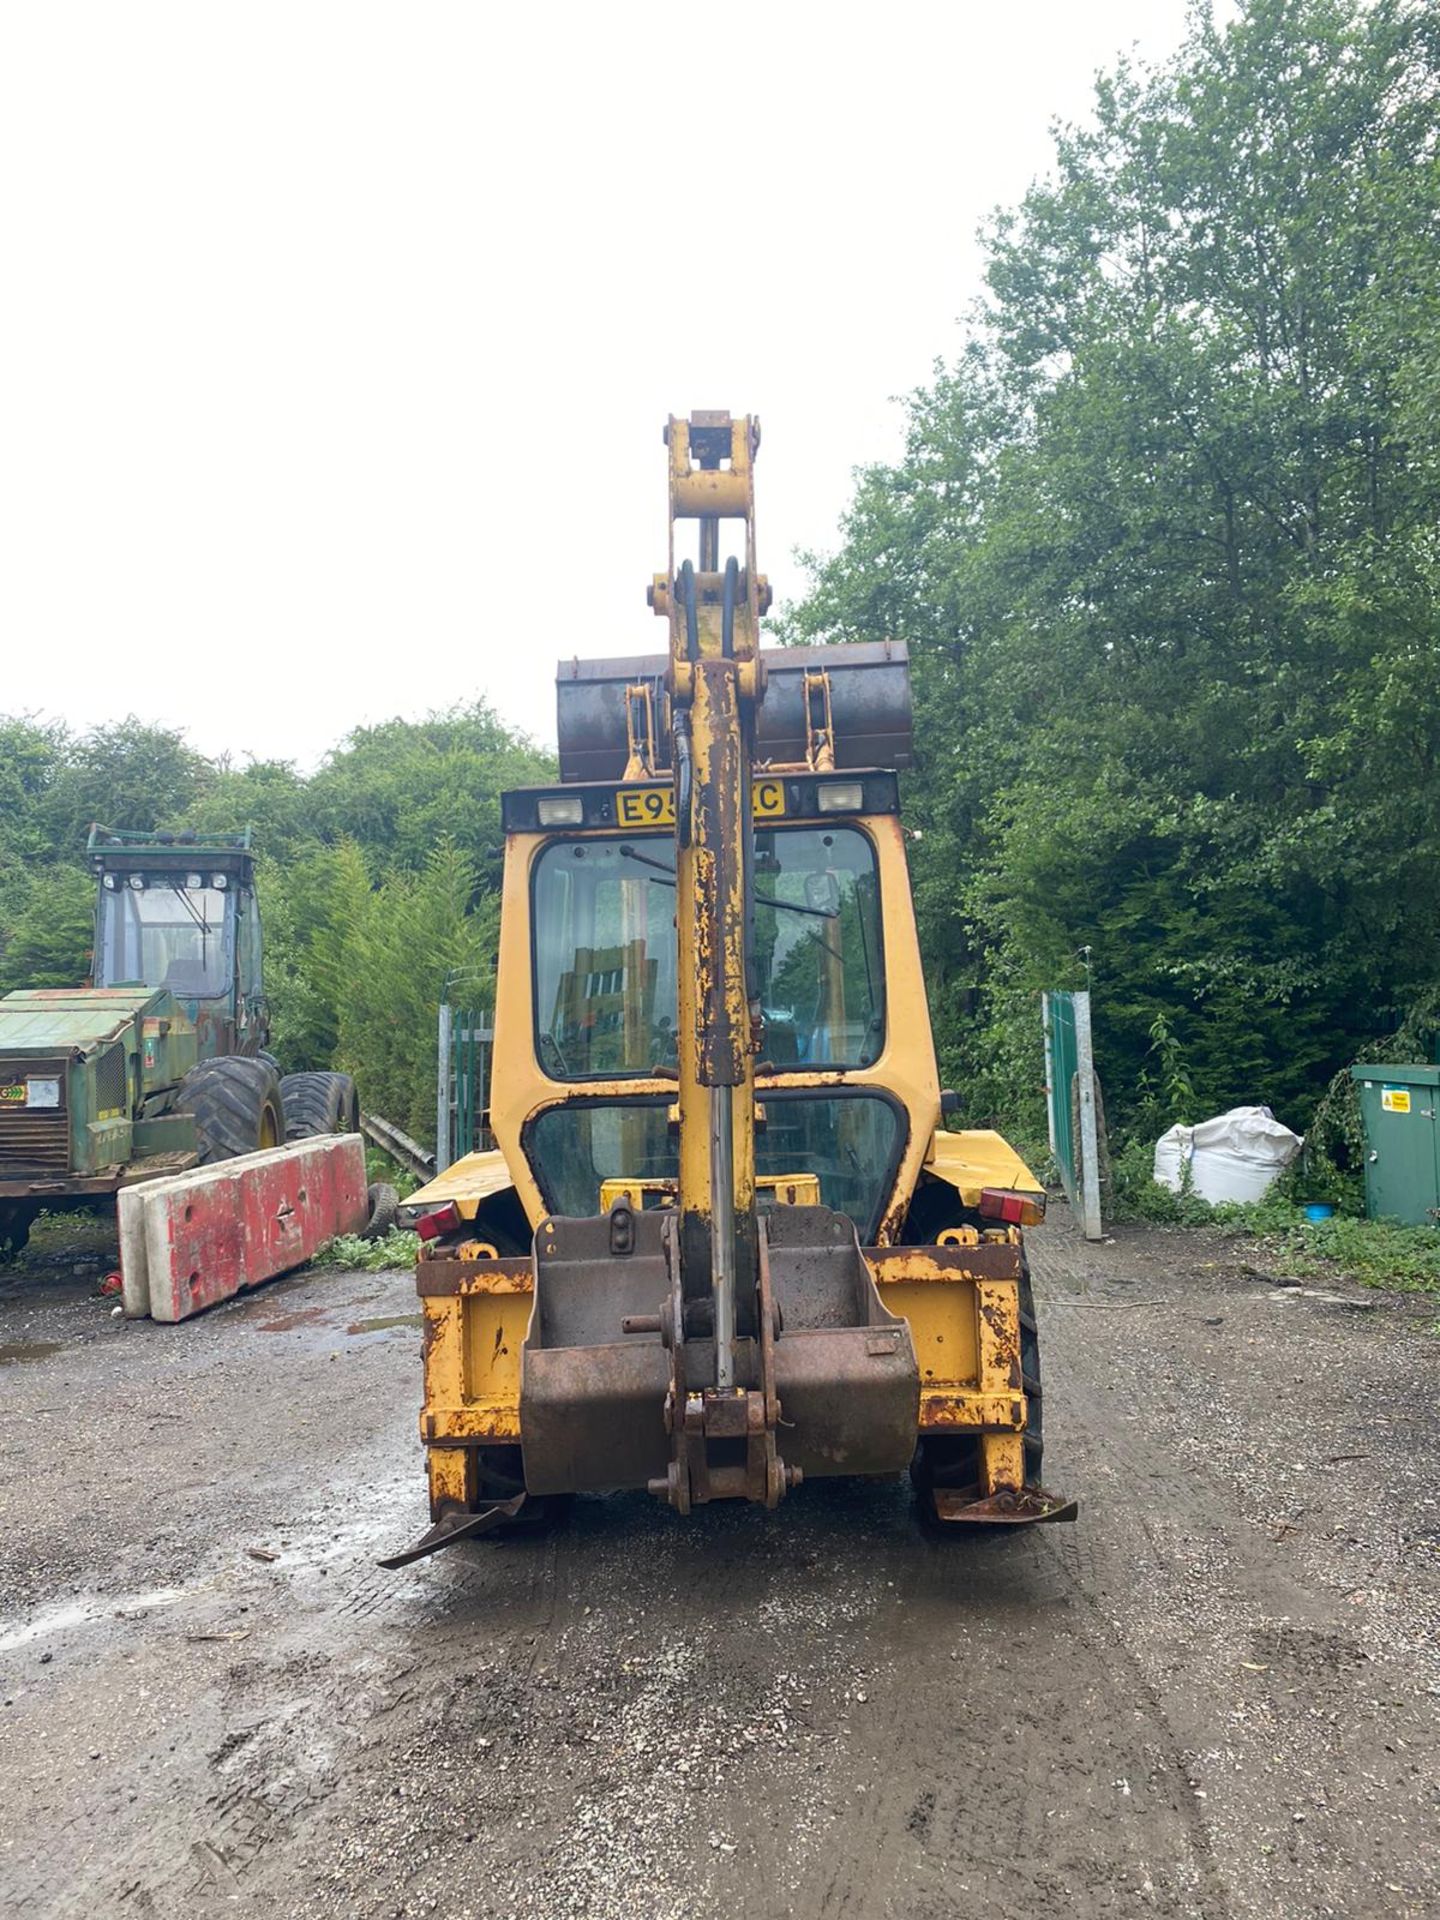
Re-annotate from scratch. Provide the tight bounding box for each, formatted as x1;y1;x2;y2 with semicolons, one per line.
1226;1206;1440;1295
1111;1144;1440;1294
308;1228;420;1272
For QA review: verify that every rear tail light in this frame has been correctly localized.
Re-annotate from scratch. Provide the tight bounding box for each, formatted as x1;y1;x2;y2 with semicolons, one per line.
415;1200;463;1242
977;1187;1046;1228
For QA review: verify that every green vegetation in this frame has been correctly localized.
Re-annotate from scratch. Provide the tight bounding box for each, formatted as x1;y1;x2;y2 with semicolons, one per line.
308;1228;421;1273
1106;1156;1440;1295
784;0;1440;1185
0;706;551;1152
1252;1210;1440;1295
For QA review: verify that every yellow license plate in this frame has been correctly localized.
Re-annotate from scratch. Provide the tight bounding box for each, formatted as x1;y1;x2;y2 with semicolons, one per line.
614;779;786;828
615;786;676;828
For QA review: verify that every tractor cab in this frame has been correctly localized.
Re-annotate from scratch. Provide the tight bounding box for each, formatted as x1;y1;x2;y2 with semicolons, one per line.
88;827;268;1061
506;764;917;1245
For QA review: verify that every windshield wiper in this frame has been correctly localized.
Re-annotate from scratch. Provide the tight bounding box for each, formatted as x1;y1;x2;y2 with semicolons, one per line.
753;890;838;921
617;844;677;885
619;841;835;920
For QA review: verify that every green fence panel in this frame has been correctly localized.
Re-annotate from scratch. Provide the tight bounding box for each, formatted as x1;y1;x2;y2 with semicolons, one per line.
1043;988;1102;1239
1044;990;1079;1202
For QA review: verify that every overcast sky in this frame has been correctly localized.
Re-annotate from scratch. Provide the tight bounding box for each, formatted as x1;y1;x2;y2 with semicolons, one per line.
1;2;1201;771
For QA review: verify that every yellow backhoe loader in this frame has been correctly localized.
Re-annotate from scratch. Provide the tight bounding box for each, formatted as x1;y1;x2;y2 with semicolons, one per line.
384;412;1075;1566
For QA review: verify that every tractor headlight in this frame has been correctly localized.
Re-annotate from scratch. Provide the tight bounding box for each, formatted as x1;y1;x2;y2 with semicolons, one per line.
816;781;865;814
537;795;585;828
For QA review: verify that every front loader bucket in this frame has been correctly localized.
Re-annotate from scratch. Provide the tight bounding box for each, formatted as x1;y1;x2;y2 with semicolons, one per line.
518;1204;919;1505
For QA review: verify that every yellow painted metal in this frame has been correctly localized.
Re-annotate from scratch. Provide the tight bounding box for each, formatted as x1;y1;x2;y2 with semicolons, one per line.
408;1146;512;1218
414;1237;1033;1474
921;1388;1026;1430
427;1445;475;1511
866;1248;1032;1464
925;1128;1042;1209
623;682;657;781
418;1287;526;1445
882;1281;980;1390
479;809;949;1246
803;668;836;770
599;1171;821;1211
980;1432;1026;1493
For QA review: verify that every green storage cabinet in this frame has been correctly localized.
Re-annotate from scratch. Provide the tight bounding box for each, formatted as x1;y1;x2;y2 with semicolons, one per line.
1351;1064;1440;1225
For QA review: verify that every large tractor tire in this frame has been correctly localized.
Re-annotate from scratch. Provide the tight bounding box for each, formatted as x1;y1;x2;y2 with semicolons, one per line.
177;1057;285;1165
0;1201;39;1259
280;1070;360;1142
911;1256;1043;1520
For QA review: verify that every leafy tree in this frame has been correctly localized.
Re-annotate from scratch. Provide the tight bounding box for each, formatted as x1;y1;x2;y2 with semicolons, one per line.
787;0;1440;1142
42;718;213;849
306;704;553;878
0;867;95;994
332;842;499;1149
181;759;309;857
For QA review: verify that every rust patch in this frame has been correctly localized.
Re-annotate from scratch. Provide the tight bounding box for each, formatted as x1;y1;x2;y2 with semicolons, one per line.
415;1257;533;1298
867;1244;1023;1285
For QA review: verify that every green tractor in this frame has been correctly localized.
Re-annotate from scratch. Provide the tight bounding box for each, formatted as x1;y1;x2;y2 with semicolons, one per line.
0;826;360;1256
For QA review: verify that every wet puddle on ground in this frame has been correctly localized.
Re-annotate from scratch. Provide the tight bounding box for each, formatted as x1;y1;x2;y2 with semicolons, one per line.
254;1305;334;1333
0;1341;63;1365
251;1307;421;1338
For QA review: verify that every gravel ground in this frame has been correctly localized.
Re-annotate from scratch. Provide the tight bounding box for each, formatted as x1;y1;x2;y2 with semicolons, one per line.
1;1210;1436;1919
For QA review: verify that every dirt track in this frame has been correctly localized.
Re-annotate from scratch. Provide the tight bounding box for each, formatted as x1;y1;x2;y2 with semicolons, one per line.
2;1212;1437;1919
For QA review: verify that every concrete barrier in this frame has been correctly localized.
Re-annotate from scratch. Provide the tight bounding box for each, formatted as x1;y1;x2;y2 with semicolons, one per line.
119;1135;368;1323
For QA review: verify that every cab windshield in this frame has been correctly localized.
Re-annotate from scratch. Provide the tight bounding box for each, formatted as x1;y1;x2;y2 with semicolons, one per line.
530;826;884;1079
97;880;234;999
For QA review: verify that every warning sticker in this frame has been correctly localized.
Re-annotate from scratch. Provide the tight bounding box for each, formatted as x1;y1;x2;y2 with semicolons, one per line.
1381;1087;1412;1114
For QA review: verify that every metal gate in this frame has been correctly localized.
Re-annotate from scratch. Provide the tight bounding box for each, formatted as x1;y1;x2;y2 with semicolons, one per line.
1043;989;1103;1241
436;972;494;1175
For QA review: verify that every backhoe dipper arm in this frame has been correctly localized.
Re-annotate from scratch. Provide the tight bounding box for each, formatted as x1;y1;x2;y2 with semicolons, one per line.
650;413;770;1385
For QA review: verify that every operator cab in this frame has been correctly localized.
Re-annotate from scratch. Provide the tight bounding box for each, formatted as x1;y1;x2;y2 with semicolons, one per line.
497;768;923;1244
87;827;265;1058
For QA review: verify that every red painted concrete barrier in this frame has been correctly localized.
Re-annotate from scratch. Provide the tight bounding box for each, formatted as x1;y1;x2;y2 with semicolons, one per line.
118;1136;368;1323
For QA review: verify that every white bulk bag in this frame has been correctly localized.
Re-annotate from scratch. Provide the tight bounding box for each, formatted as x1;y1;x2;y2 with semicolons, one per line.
1152;1105;1302;1205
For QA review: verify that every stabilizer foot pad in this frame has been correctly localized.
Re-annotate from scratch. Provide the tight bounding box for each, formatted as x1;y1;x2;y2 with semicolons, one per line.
379;1495;527;1569
932;1484;1078;1526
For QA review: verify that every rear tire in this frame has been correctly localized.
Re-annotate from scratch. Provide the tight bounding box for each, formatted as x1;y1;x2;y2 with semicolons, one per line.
177;1057;285;1164
280;1070;360;1141
0;1201;38;1258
